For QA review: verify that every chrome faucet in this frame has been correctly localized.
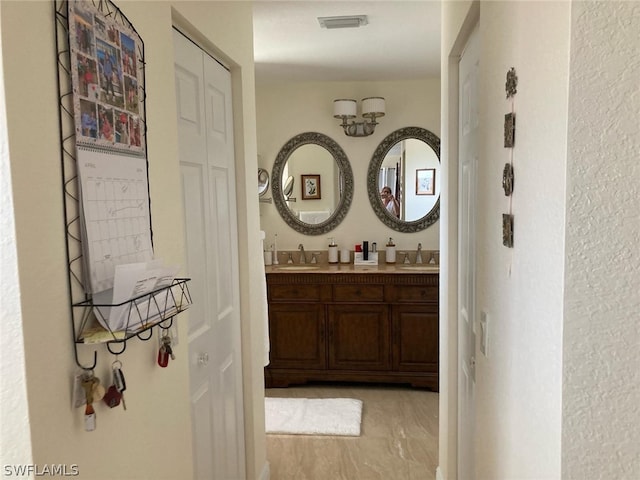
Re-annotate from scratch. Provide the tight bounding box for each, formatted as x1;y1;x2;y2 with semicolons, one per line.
415;243;423;264
298;243;307;264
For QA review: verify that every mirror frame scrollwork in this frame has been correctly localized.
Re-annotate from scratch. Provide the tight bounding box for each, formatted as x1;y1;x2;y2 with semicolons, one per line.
272;131;354;235
367;126;441;233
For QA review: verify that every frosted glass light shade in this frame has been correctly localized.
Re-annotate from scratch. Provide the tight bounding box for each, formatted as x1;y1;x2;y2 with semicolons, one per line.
333;99;357;118
362;97;386;118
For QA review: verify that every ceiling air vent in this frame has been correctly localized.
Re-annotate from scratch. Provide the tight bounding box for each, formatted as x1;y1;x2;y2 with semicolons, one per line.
318;15;368;30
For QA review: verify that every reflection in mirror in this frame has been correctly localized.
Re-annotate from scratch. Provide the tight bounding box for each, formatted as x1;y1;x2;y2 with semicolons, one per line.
379;138;440;221
272;132;353;235
283;175;295;201
258;168;270;196
367;127;440;233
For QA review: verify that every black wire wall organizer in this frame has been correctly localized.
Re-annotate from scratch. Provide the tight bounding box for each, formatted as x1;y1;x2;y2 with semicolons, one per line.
54;0;191;370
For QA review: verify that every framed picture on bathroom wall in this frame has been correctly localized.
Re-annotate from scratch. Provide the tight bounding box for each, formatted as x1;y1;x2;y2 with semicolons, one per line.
416;168;435;195
301;174;321;200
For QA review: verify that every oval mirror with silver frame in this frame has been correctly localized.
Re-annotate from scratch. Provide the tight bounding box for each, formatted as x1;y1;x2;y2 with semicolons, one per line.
367;126;441;233
272;132;353;235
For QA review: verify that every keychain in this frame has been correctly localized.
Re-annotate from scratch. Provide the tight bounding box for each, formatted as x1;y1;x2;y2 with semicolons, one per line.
104;360;127;411
80;371;100;431
157;334;175;367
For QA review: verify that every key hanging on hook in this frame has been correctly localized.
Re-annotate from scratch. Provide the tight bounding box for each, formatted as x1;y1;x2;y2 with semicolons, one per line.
157;335;170;367
81;371;99;431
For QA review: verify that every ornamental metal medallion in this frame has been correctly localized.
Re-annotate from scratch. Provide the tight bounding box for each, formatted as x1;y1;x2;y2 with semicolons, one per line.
505;67;518;98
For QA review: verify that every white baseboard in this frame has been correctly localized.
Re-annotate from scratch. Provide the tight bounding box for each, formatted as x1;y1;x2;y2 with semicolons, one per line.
258;461;270;480
436;466;444;480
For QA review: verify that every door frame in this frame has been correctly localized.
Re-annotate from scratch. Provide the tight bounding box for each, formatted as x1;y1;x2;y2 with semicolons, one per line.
439;3;480;480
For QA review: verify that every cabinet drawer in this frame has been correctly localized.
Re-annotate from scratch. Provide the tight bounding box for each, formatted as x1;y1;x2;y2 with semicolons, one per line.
269;284;321;302
394;285;439;303
332;284;384;302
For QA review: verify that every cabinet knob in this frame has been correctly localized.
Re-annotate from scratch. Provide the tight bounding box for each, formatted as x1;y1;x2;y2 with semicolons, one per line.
198;353;209;365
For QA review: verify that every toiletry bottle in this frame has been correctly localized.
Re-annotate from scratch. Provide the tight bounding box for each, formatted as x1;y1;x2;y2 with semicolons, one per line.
386;237;396;264
328;238;338;264
273;234;279;265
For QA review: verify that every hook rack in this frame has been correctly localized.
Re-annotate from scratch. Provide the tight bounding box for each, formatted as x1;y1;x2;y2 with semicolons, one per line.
72;278;192;368
106;341;127;356
136;329;153;342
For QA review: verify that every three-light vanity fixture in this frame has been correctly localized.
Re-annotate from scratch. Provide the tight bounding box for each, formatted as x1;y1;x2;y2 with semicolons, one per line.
333;97;386;137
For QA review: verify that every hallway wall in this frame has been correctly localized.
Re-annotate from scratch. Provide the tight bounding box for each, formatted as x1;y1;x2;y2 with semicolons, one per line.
0;2;265;478
563;2;640;477
441;1;570;478
473;3;570;478
442;1;640;479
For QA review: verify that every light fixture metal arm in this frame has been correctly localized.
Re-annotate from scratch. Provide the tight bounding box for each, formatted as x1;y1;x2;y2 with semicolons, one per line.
333;97;385;137
339;116;380;137
341;118;378;137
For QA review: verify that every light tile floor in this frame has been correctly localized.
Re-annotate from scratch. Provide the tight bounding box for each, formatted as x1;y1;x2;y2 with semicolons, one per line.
265;384;438;480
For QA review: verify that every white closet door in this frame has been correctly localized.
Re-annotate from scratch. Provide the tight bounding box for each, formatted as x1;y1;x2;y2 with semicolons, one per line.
173;29;246;480
458;24;479;480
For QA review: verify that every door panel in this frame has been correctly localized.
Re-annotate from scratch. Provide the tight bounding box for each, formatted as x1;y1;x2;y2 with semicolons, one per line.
328;304;390;371
268;303;325;369
458;24;479;480
392;305;439;372
174;29;245;480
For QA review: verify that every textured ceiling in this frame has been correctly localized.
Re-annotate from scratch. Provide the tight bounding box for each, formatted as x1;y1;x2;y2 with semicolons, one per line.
253;1;441;84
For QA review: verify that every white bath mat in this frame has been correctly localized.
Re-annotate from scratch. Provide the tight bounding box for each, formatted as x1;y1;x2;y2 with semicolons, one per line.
265;397;363;436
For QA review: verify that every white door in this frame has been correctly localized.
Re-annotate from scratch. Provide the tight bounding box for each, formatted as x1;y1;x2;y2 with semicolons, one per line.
458;24;479;480
173;29;246;480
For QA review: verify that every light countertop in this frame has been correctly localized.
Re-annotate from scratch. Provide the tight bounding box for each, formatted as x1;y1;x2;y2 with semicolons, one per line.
265;263;439;275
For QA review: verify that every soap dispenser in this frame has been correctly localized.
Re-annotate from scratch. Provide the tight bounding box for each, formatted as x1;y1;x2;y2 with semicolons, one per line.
328;237;338;264
386;237;396;264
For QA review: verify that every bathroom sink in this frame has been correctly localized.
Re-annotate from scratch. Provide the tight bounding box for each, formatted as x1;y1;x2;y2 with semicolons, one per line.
274;265;321;271
398;265;440;272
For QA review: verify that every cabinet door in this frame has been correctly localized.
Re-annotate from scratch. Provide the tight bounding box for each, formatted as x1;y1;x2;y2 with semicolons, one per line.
327;304;390;371
268;303;325;369
392;305;439;372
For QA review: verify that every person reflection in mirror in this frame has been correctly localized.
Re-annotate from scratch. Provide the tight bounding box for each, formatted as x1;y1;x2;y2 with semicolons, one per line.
381;186;400;217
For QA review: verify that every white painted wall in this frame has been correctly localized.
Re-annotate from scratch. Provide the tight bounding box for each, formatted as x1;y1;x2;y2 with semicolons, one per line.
563;2;640;478
442;1;640;480
257;79;441;254
442;1;568;478
0;26;34;472
474;2;569;478
0;1;266;479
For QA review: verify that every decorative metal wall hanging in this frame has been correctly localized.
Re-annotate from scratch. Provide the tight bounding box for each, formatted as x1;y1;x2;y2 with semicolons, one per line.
505;67;518;98
502;163;514;196
504;112;516;148
502;67;517;248
502;214;514;248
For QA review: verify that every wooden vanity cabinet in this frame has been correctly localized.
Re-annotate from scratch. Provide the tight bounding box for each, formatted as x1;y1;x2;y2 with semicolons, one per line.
265;272;438;390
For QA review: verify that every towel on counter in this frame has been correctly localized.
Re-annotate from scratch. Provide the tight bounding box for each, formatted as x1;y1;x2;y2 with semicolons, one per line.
298;210;330;224
259;230;270;366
